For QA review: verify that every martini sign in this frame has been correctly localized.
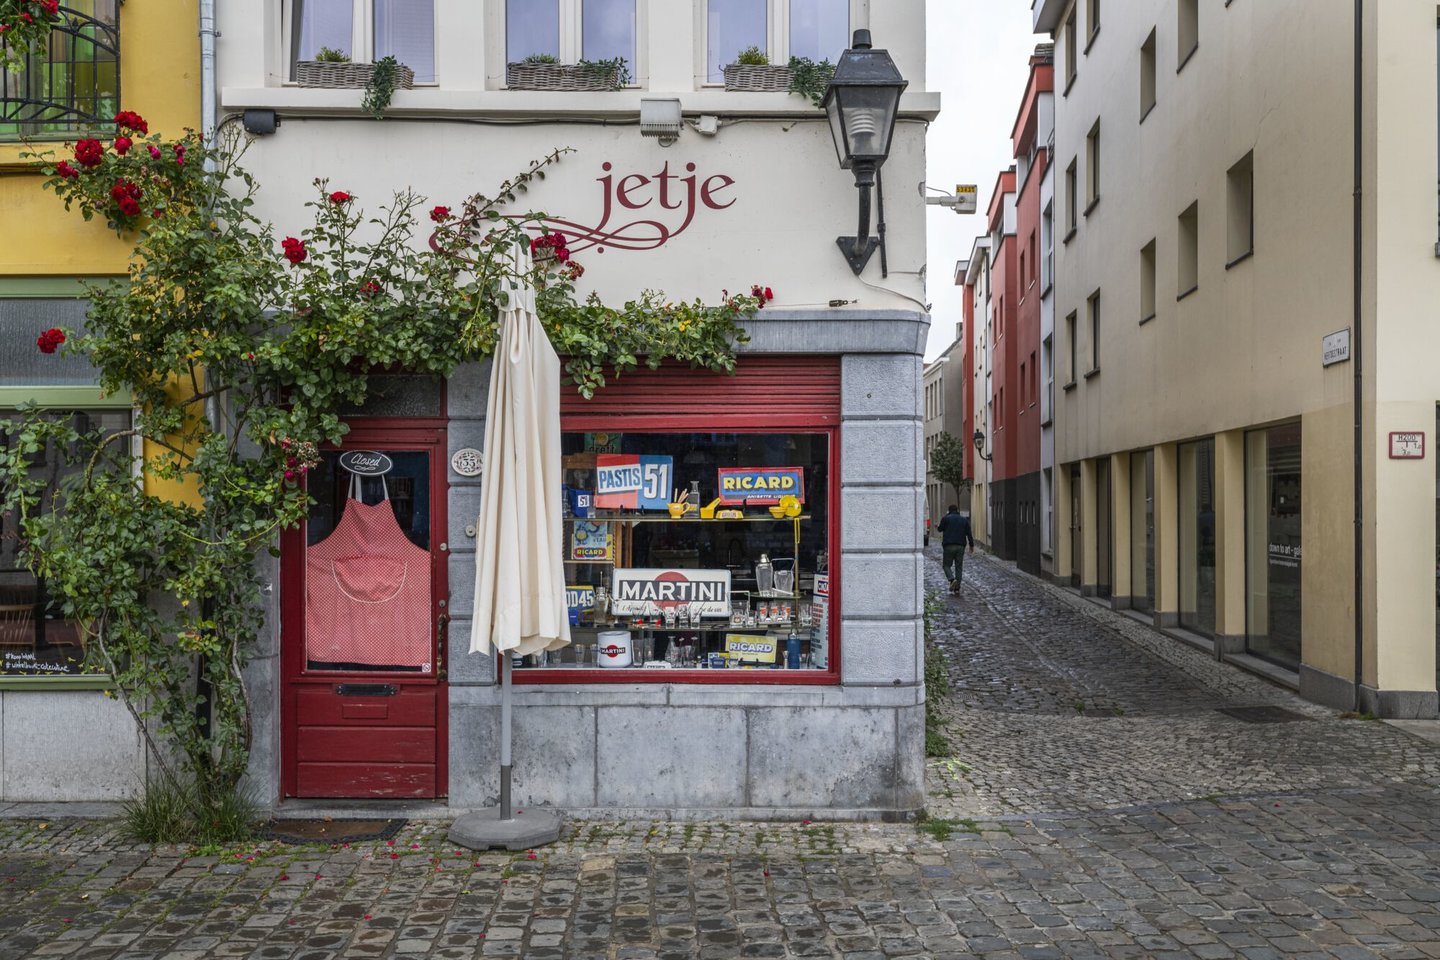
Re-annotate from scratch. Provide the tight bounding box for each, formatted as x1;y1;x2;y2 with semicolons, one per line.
610;568;731;617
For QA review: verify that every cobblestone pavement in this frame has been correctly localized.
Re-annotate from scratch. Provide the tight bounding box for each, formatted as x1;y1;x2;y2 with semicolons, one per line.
7;555;1440;958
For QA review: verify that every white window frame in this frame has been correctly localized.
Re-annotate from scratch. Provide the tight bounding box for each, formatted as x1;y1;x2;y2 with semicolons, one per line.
488;0;647;87
282;0;440;85
698;0;863;87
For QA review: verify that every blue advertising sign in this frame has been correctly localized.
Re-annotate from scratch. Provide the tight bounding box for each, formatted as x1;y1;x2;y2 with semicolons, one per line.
716;466;805;505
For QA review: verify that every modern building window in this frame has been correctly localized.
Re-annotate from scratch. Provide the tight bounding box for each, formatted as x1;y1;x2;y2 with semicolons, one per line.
1086;0;1101;45
1065;159;1079;236
1086;290;1101;373
1130;449;1155;614
1085;121;1101;211
1064;6;1078;89
1064;311;1078;384
506;0;637;79
1029;351;1038;406
1245;423;1302;669
1178;0;1199;68
1178;201;1199;296
1140;239;1157;321
1178;438;1216;636
293;0;436;83
1140;27;1157;119
1042;335;1054;419
1041;201;1054;291
1018;361;1027;413
1227;151;1254;264
0;1;119;140
1096;457;1112;598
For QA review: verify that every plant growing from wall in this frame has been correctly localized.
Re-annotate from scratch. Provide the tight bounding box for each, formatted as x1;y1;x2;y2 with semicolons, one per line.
2;119;762;839
929;432;971;508
362;55;402;119
787;56;835;108
0;0;62;73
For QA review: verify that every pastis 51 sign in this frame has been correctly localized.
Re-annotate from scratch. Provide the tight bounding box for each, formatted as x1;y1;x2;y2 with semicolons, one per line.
610;568;731;617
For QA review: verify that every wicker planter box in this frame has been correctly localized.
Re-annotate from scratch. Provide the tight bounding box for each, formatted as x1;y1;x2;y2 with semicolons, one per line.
294;60;416;90
723;63;792;92
506;62;623;91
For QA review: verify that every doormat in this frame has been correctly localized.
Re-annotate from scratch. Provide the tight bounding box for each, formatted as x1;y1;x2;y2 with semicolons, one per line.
1216;705;1310;724
260;818;406;845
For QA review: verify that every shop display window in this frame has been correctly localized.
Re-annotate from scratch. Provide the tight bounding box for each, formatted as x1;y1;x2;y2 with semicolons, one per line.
0;408;130;677
521;429;836;681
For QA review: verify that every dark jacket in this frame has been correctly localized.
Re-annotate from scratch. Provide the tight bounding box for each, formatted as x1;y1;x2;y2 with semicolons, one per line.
937;511;973;548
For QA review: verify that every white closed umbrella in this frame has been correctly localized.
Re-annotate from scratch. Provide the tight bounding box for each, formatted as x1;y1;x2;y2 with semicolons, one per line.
450;241;570;850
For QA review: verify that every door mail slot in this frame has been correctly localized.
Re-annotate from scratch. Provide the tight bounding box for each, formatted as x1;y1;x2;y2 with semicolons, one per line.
335;683;398;697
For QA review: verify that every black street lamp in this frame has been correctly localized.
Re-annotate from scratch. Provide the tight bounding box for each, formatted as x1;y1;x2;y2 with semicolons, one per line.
973;428;993;463
823;29;908;276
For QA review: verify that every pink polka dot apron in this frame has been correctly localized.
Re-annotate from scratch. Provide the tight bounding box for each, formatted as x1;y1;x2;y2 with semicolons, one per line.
305;472;432;671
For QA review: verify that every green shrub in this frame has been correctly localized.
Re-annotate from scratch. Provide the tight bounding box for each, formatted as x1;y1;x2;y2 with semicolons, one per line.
314;46;350;63
522;53;561;64
736;46;770;66
122;777;259;846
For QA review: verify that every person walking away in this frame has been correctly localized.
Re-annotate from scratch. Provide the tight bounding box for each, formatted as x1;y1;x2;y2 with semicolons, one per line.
936;505;974;594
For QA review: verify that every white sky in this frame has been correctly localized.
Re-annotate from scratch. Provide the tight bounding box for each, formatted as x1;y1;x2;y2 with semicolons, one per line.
923;1;1039;360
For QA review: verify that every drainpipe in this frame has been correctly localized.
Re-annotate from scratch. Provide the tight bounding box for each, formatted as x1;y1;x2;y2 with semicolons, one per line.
1351;0;1365;711
196;0;220;743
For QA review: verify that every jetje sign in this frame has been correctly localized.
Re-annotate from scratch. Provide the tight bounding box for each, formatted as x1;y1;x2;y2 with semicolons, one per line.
611;568;731;617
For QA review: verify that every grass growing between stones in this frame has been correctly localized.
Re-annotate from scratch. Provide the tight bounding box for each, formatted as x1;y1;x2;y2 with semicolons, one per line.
913;813;979;842
923;591;955;757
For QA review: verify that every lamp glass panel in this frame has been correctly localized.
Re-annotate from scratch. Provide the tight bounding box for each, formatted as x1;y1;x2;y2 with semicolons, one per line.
834;85;900;162
824;92;850;168
507;0;560;62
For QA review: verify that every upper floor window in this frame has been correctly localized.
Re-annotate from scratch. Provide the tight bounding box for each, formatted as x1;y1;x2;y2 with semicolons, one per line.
0;1;118;141
292;0;436;83
506;0;637;78
706;0;848;84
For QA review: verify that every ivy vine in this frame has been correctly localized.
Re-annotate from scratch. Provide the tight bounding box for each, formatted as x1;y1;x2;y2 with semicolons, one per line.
788;56;836;108
362;55;402;119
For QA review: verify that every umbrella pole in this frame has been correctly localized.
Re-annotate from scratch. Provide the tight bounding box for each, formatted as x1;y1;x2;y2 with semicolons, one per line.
500;652;513;821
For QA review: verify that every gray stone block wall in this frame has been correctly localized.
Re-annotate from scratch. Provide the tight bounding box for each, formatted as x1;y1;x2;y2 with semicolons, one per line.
0;691;144;801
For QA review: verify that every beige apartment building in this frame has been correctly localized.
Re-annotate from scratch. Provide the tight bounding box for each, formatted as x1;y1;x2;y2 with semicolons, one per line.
1034;0;1440;717
924;327;964;529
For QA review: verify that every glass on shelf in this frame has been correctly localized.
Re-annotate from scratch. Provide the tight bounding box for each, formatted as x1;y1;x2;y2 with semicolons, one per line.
774;567;794;597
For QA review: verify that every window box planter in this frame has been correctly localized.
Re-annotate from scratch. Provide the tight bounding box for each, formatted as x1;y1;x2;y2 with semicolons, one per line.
294;60;416;90
722;63;792;92
506;62;624;92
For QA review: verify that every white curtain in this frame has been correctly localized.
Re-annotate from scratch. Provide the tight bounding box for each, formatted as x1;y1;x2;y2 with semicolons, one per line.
375;0;436;82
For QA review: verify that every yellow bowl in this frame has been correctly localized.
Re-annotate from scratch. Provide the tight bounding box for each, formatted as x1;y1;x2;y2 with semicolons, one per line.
768;505;788;519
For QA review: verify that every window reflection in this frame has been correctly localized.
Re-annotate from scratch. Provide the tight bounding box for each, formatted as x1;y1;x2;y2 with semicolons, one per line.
789;0;848;62
507;0;560;62
707;0;766;83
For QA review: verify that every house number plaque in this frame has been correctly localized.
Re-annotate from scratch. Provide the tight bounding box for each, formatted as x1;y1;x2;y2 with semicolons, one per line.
451;448;483;477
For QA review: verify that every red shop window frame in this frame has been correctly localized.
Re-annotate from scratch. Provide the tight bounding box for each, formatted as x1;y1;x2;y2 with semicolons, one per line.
520;356;842;685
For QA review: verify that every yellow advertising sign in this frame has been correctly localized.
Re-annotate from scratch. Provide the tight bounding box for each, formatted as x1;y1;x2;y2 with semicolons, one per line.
724;633;778;664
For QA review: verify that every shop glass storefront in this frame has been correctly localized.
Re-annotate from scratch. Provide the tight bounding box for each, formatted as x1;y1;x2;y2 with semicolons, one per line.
520;402;838;679
1178;438;1216;635
1245;423;1301;668
1130;450;1154;613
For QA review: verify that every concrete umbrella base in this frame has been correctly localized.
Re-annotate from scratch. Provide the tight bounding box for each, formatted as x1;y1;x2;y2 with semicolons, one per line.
448;808;562;851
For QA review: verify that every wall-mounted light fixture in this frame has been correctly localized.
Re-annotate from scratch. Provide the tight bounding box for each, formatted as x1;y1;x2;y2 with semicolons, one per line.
973;429;993;463
640;98;683;146
822;30;908;275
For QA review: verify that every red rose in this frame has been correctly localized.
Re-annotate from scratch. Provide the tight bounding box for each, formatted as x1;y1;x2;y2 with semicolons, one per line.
73;139;104;168
147;145;161;160
429;205;451;222
39;0;59;17
113;136;132;155
19;12;32;23
172;143;185;165
764;287;774;300
117;197;141;217
54;160;78;180
36;328;65;354
281;236;307;265
113;110;149;135
359;280;382;297
329;191;352;205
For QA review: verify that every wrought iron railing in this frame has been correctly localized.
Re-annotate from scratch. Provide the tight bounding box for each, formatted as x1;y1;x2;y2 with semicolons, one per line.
0;3;120;140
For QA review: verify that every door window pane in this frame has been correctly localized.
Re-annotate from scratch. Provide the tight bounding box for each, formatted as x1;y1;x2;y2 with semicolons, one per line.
707;0;767;83
790;0;848;62
1246;424;1301;668
1179;439;1216;635
507;0;560;63
1;408;131;676
1130;450;1154;612
295;0;354;62
306;450;434;673
1096;459;1111;598
375;0;435;83
583;0;636;77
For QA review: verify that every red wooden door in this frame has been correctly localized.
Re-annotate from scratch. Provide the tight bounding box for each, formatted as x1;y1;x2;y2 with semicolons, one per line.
280;422;448;799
